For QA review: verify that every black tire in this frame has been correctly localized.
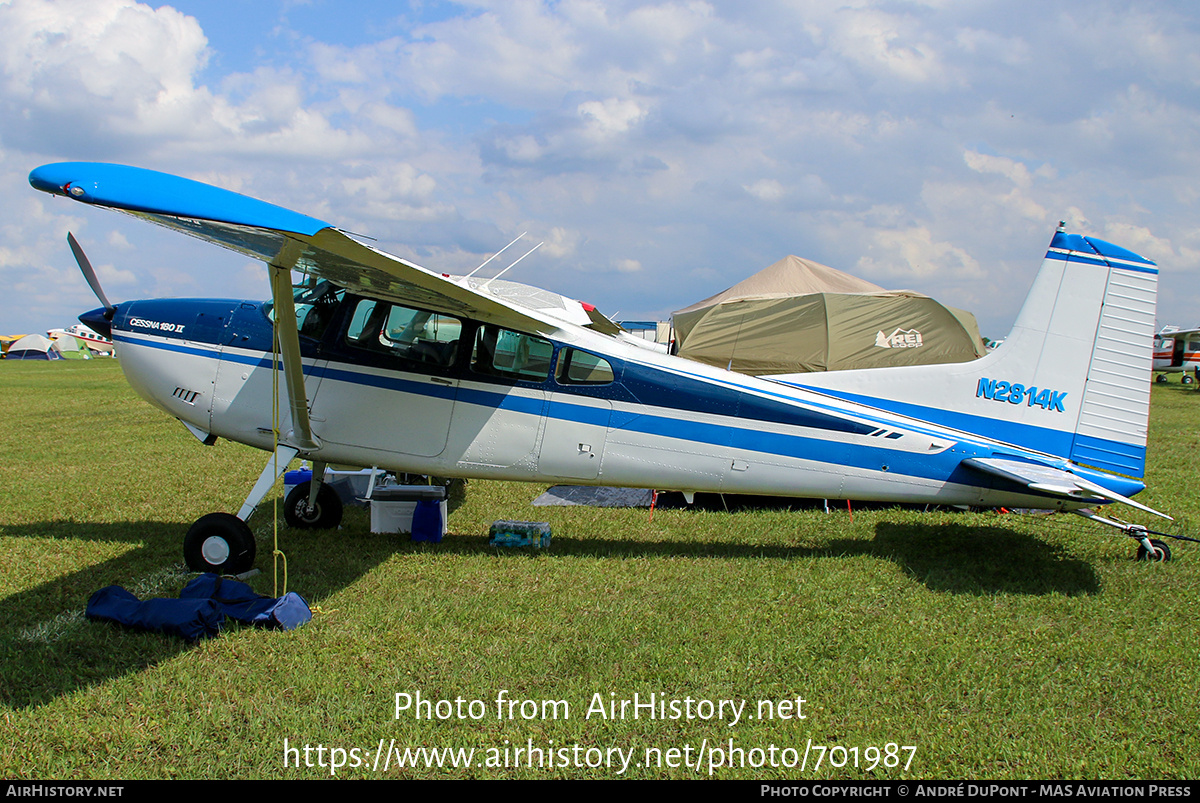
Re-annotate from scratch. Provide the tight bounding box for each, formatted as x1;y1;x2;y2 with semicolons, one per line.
1136;538;1172;562
283;481;343;529
1182;374;1195;385
184;513;256;574
1155;374;1167;384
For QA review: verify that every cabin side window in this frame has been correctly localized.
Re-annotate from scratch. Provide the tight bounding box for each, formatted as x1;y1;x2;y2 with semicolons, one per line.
555;348;615;385
344;298;462;369
470;324;554;382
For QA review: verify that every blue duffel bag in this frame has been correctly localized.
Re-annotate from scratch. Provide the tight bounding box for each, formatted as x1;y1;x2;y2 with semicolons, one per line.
180;573;312;631
86;586;224;641
86;574;312;641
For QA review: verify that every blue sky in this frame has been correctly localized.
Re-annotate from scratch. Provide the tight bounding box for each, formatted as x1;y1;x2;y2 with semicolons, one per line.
3;0;1200;340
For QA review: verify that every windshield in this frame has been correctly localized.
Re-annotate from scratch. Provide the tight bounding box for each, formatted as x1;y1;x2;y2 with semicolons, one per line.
262;279;345;338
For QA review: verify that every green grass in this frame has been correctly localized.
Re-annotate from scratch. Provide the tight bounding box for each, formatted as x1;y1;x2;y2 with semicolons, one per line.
2;359;1199;779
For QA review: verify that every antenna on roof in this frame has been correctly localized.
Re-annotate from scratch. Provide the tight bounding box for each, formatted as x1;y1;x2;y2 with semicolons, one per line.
482;242;544;289
464;232;527;280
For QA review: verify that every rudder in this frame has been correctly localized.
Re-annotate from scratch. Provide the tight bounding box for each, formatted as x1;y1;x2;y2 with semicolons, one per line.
1054;233;1158;476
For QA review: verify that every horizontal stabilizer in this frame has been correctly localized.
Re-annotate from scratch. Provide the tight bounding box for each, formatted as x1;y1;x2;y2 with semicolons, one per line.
963;457;1171;520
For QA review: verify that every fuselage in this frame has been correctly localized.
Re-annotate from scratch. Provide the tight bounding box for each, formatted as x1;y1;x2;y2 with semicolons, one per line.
85;286;1144;512
1153;332;1200;374
48;323;114;352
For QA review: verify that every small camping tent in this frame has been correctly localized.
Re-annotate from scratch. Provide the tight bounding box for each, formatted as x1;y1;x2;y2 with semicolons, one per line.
50;334;93;360
672;255;987;375
6;334;62;360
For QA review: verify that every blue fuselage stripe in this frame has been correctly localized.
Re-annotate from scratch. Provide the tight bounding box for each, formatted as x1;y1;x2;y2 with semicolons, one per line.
116;332;965;484
783;385;1145;478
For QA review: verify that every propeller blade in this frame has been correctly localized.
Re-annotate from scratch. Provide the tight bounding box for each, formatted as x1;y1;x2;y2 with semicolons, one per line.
67;232;114;312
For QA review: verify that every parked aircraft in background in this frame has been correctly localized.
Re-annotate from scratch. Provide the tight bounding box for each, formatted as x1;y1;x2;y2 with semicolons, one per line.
28;162;1192;572
0;334;29;357
1152;326;1200;383
47;322;114;354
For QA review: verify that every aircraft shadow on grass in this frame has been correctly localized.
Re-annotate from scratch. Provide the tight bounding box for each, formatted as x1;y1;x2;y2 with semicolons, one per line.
854;522;1099;596
0;514;1096;709
483;520;1100;597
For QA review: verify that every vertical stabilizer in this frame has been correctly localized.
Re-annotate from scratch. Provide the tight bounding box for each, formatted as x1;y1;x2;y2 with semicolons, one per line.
1060;236;1158;474
772;227;1159;477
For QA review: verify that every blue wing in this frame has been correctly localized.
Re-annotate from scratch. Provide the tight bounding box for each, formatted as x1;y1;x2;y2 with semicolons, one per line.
29;161;609;334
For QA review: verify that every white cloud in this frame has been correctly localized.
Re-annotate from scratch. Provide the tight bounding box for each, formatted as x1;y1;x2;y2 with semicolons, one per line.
4;0;1200;337
493;133;545;164
577;98;646;138
744;179;784;202
95;261;136;287
106;231;132;250
234;260;267;298
856;226;983;281
1100;222;1176;268
0;0;212;147
963;150;1034;189
823;6;953;87
0;0;414;163
336;163;450;225
362;103;419;140
538;226;581;259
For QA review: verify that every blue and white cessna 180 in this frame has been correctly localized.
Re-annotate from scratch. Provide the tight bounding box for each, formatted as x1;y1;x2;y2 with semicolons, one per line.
29;162;1188;572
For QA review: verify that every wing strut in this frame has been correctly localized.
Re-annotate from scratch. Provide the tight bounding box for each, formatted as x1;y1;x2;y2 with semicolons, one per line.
267;238;317;451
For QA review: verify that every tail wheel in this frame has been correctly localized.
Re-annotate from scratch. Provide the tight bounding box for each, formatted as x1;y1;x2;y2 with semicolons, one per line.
184;513;256;574
1136;538;1172;562
283;481;344;530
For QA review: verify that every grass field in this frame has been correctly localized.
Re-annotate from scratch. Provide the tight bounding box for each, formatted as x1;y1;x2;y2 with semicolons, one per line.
2;359;1198;780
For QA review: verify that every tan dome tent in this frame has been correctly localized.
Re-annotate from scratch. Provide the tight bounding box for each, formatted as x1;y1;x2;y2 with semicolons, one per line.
672;255;987;375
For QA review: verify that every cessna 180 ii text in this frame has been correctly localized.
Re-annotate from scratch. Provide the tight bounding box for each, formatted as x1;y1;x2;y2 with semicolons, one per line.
28;162;1191;572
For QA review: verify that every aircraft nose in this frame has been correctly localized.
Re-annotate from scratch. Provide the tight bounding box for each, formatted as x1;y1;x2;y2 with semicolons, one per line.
79;306;114;339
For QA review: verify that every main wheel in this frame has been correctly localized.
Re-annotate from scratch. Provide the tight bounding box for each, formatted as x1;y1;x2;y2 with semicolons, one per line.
1155;373;1168;384
184;513;256;574
1136;538;1172;562
1182;374;1195;385
283;481;344;529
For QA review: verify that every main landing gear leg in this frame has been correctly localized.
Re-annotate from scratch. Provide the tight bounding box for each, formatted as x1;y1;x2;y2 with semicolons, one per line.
283;459;343;530
183;445;298;574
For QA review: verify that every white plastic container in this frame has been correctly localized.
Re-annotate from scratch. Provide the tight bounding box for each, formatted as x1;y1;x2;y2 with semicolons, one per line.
369;485;448;536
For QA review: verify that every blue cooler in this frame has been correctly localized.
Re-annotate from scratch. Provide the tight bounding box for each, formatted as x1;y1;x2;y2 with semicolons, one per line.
283;468;313;498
